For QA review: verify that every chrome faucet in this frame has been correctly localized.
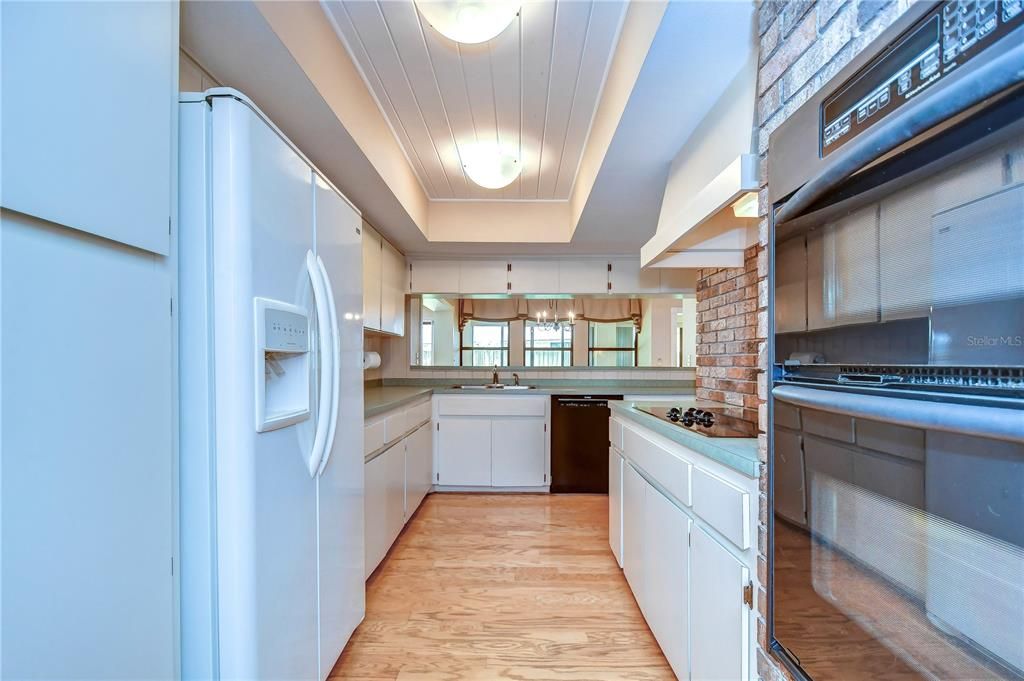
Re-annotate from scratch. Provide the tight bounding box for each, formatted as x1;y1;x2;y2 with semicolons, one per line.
512;373;520;386
492;364;500;385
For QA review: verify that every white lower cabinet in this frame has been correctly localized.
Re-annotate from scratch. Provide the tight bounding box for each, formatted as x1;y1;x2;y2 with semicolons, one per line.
437;418;492;486
364;442;406;578
405;422;433;517
690;526;750;681
622;461;647;604
492;418;547;486
616;420;756;680
609;448;623;567
364;399;434;578
435;396;549;489
644;486;691;681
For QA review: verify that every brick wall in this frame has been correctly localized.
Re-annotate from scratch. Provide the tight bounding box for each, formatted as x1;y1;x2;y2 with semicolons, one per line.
752;2;917;679
695;244;762;426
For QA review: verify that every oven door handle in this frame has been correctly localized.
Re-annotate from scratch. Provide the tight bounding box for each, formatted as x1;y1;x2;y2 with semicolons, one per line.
772;384;1024;445
775;36;1024;225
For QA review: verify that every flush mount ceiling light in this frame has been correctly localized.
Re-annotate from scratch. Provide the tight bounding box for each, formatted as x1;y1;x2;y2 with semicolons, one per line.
460;141;521;189
416;0;520;44
731;191;759;218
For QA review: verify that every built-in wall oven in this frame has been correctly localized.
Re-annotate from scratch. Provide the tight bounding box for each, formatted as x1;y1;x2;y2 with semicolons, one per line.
768;2;1024;679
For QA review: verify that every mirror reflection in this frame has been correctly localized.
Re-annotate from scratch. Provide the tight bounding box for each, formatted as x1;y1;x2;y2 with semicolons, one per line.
411;295;696;368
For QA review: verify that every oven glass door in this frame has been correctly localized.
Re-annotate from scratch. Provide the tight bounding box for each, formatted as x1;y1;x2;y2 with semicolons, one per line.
772;395;1023;680
771;90;1024;679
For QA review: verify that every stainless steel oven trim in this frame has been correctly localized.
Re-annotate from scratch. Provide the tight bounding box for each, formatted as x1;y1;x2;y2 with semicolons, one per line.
773;383;1024;444
767;2;1024;207
774;35;1024;223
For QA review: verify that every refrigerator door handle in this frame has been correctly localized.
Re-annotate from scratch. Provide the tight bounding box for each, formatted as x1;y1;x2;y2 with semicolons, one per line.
315;254;341;477
305;250;332;478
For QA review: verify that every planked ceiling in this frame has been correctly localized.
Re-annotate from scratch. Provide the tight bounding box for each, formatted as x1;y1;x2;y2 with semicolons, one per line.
323;0;628;201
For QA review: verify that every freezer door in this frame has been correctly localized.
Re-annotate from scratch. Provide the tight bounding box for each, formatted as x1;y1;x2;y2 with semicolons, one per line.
208;95;319;680
314;174;366;678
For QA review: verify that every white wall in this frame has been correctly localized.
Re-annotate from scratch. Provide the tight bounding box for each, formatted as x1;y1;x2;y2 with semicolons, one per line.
655;49;758;242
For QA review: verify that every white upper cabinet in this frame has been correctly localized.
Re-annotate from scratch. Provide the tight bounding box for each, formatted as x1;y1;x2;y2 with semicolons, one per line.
362;222;406;336
608;259;661;294
362;223;382;330
1;1;177;255
459;260;508;294
509;260;560;294
381;238;406;335
410;260;460;293
559;260;609;294
808;205;880;330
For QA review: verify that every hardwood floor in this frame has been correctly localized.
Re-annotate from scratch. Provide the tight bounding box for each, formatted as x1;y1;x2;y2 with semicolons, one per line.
330;493;675;680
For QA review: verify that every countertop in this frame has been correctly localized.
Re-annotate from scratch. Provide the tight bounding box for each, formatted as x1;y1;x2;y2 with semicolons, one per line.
364;382;695;420
609;399;760;478
364;386;434;419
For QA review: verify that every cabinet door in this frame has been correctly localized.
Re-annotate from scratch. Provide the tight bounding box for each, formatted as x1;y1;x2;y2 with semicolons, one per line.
775;236;807;333
404;423;433;519
879;183;935;321
609;449;623;567
362;222;382;330
509;260;559;294
437;418;492;486
622;462;647;608
491;418;547;487
381;237;406;336
384;443;407;549
364;449;389;577
609;258;661;294
644;487;691;680
559;260;609;293
807;206;880;329
1;1;176;255
690;526;750;681
773;429;806;525
410;260;460;293
460;260;508;294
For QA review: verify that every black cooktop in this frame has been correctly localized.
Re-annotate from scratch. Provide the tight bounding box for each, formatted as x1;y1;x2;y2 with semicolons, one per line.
637;403;757;438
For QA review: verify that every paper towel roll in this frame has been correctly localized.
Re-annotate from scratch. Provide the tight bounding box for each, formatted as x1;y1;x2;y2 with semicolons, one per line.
362;351;381;370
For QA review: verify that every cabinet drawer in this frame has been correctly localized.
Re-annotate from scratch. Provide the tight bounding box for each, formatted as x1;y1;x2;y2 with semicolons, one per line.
406;400;432;429
364;419;385;456
436;396;546;417
803;408;855;443
384;411;406;444
623;426;691;507
609;418;623;451
691;468;750;550
774;401;801;430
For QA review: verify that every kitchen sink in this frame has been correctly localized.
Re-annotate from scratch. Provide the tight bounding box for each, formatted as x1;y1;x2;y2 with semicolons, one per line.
452;384;535;390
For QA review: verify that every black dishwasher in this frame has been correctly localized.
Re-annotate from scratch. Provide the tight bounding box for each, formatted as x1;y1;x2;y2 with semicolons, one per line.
550;395;623;493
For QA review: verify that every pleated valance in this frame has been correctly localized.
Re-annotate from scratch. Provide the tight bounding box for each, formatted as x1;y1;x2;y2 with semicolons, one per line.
458;298;642;330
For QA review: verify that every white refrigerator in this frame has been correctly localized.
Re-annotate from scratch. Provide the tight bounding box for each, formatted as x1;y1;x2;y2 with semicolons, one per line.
178;89;364;681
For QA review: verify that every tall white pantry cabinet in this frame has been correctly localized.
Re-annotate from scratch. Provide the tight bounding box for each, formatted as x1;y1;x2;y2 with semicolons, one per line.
1;2;179;679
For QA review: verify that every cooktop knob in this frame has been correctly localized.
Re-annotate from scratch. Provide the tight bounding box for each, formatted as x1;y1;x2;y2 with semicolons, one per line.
667;407;682;421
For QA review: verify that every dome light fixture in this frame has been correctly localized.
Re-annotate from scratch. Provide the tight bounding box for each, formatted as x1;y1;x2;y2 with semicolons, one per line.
416;0;520;44
459;141;521;189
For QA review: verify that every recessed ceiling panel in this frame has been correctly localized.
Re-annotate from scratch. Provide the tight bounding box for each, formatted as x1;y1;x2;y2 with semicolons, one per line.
323;0;627;200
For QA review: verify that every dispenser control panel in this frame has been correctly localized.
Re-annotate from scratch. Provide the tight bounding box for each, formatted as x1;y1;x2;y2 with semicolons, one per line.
264;306;309;353
254;297;311;433
821;0;1024;157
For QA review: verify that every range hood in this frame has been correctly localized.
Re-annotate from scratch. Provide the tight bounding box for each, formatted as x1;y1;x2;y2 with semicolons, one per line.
641;49;760;269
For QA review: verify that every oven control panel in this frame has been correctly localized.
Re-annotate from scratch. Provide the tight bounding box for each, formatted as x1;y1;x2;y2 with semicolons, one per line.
821;0;1023;156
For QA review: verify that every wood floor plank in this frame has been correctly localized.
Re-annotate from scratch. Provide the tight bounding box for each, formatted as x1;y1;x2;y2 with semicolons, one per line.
330;493;674;680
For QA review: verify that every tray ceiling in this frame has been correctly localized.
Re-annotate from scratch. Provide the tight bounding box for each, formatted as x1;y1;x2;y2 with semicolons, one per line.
323;0;627;201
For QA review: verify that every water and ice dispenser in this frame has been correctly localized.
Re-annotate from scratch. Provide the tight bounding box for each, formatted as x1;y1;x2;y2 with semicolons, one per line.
254;297;311;432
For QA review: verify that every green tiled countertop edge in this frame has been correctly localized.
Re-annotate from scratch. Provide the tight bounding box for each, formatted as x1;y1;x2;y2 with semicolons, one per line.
609;400;760;478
